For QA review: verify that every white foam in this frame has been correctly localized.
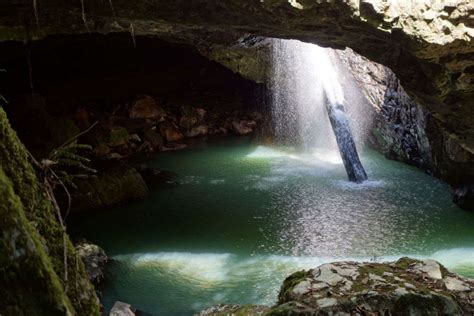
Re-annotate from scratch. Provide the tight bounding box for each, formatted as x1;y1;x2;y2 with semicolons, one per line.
334;179;385;190
113;248;474;288
245;146;290;159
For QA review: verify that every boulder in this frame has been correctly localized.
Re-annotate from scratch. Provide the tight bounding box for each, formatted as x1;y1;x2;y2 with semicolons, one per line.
231;120;256;135
160;121;184;143
275;258;472;315
179;105;207;133
144;128;164;149
109;301;135;316
47;117;81;147
74;164;149;210
94;143;111;158
76;242;108;284
129;95;166;120
452;184;474;211
200;258;474;315
108;126;129;147
185;125;208;138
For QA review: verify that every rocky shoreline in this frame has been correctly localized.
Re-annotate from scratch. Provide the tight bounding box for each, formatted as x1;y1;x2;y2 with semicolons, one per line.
199;258;474;316
77;243;473;316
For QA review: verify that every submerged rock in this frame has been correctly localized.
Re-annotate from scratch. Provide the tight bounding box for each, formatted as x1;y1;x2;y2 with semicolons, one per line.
200;258;474;315
109;301;136;316
76;242;108;284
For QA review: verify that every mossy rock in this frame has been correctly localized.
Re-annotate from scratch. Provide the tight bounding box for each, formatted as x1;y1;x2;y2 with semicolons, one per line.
0;107;100;315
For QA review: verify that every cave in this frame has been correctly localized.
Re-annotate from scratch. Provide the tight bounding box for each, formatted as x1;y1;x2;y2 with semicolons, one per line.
1;1;473;316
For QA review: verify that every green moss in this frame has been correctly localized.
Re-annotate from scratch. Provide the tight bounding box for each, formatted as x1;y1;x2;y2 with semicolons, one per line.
0;167;73;315
358;263;391;276
396;257;418;270
277;270;310;304
0;107;100;315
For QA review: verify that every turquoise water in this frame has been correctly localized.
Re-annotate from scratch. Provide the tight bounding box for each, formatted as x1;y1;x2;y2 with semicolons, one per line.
70;137;474;315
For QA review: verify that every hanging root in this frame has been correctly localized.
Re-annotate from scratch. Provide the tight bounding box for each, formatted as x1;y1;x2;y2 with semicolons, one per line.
27;43;37;107
44;179;69;291
130;22;136;48
81;0;90;33
33;0;39;28
109;0;117;21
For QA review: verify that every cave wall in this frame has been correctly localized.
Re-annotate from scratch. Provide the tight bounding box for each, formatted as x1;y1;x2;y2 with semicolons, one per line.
0;0;472;183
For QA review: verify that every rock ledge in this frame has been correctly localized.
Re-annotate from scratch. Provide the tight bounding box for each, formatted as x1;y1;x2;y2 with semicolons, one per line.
200;258;473;315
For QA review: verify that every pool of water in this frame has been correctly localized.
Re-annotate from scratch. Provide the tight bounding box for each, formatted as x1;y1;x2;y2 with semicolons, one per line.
70;137;474;315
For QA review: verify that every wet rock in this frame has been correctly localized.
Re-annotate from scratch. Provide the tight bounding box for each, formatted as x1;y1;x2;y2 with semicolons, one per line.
231;120;256;135
160;143;187;151
452;184;474;211
137;165;176;187
129;95;165;120
76;242;108;284
108;126;129;147
109;301;135;316
185;125;208;138
74;164;149;210
144;128;164;150
94;143;111;158
160;121;184;143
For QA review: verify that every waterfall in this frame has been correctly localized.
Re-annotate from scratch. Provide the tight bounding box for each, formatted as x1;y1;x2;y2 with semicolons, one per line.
269;39;368;183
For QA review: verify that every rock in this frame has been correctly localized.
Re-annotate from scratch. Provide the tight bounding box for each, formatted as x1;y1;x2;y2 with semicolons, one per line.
94;143;111;158
128;134;142;143
74;164;149;210
179;105;208;138
108;126;129;147
452;184;474;211
196;108;206;121
160;143;187;151
109;301;135;316
129;95;165;120
231;120;256;135
412;259;443;280
47;117;81;147
199;304;269;316
185;125;208;138
160;121;184;143
74;107;91;129
137;165;176;187
444;276;471;292
76;242;108;284
144;127;164;149
272;258;473;315
0;107;101;315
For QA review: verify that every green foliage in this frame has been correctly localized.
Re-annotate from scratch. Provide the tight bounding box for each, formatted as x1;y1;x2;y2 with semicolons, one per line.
47;142;97;191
